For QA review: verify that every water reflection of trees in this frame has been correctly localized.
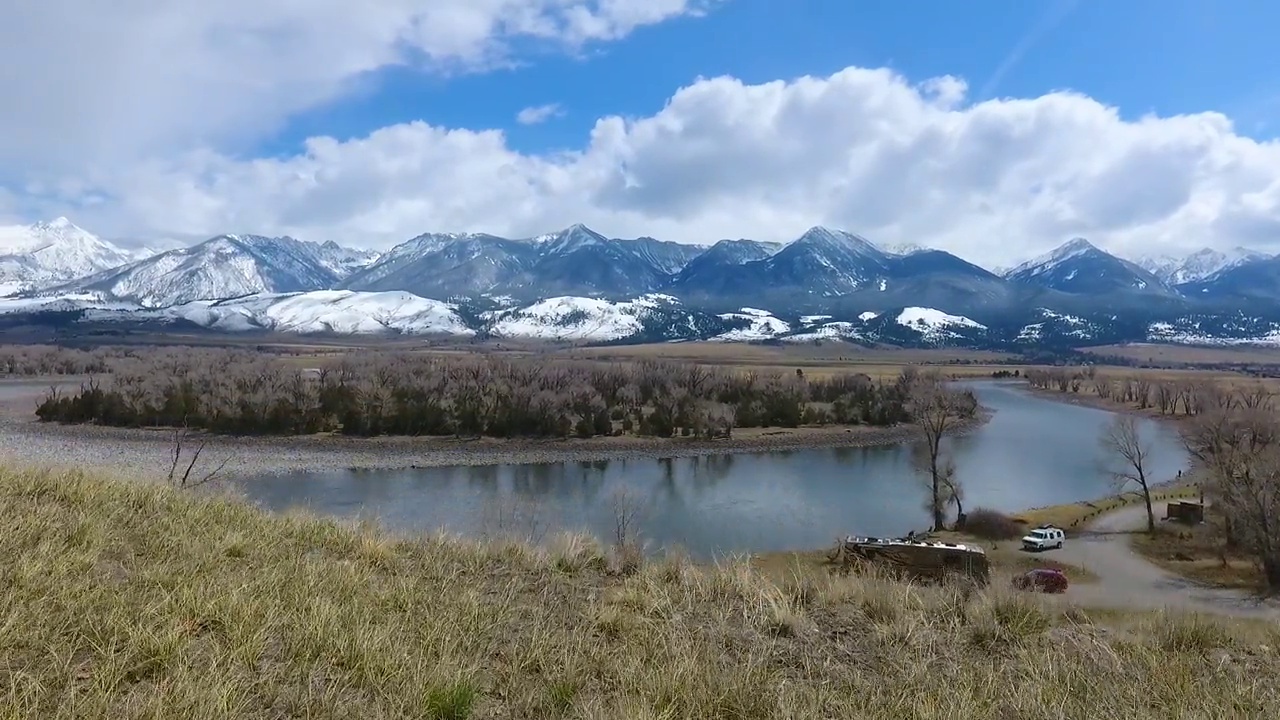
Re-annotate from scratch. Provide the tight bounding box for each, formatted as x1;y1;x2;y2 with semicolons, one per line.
462;464;499;489
692;454;735;487
508;462;559;497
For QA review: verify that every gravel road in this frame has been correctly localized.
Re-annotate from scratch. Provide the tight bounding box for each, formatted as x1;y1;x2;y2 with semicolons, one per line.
1044;504;1280;618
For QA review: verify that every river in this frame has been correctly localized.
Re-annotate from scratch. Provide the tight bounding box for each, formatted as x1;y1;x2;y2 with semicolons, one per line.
228;382;1190;559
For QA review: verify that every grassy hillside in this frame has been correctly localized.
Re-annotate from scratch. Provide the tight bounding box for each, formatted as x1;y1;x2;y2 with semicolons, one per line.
2;467;1278;719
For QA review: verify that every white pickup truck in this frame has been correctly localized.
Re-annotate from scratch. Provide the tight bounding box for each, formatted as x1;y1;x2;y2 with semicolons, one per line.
1021;525;1065;551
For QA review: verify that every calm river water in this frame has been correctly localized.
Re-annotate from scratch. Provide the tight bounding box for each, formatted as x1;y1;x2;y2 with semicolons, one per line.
233;382;1189;559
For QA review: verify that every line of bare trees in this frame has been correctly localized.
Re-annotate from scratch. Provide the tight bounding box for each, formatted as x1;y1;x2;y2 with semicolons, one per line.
33;348;977;440
0;344;129;376
1026;366;1275;417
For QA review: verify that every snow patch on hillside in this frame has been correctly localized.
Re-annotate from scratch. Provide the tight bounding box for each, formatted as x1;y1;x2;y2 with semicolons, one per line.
187;291;471;335
784;321;862;343
1017;308;1093;342
714;307;791;341
1147;321;1280;347
0;292;136;314
895;307;985;342
488;295;674;341
0;290;472;336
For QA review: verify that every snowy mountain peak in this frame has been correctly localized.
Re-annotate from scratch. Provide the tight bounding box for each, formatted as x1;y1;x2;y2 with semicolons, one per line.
33;216;76;231
0;217;139;296
390;232;467;259
884;242;928;256
795;226;882;255
1007;237;1100;277
40;232;361;308
540;223;608;255
1050;236;1097;257
1004;236;1173;296
1135;246;1271;284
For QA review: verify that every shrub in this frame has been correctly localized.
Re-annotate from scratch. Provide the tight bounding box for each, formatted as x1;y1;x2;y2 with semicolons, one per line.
963;508;1025;541
32;347;944;440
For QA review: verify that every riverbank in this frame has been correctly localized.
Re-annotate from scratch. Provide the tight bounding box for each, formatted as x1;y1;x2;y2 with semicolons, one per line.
0;392;993;481
1013;380;1204;531
1021;380;1201;481
1022;381;1194;430
4;464;1276;719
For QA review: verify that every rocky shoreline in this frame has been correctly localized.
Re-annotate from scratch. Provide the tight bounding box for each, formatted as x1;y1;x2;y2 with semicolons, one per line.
0;384;993;482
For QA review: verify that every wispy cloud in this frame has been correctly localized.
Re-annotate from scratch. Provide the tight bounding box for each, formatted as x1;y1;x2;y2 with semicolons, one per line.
516;103;565;125
979;0;1082;100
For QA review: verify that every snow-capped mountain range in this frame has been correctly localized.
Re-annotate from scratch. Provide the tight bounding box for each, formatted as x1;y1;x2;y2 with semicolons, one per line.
0;217;153;297
4;216;1280;348
1135;247;1271;285
45;233;379;308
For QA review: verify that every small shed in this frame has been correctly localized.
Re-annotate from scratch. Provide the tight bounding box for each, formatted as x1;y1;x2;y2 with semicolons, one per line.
1165;501;1205;525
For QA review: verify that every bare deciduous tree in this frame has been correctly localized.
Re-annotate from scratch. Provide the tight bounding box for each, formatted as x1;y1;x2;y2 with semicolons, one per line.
478;494;552;544
908;371;975;530
1155;382;1176;415
1184;406;1280;590
609;485;649;574
1100;415;1157;532
914;444;963;529
35;347;922;440
166;425;231;489
941;457;964;525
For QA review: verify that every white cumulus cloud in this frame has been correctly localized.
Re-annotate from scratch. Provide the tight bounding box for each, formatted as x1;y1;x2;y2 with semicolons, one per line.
517;103;566;125
1;3;1278;269
0;0;712;179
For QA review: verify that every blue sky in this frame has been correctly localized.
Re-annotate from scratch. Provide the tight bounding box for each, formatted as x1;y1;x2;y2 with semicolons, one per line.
265;0;1280;160
3;0;1279;263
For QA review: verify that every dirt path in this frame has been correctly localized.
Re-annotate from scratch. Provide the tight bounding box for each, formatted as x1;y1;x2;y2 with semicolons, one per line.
1047;504;1279;618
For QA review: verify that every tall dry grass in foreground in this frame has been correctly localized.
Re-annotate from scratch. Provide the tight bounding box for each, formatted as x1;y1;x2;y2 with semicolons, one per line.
1;468;1278;719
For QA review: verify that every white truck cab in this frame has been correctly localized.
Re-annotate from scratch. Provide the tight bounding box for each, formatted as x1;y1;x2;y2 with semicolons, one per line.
1021;525;1065;551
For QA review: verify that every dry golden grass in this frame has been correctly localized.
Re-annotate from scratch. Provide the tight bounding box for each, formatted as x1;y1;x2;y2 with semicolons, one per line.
4;466;1279;718
566;344;1019;380
751;537;1100;587
1084;343;1280;366
1014;487;1202;531
266;341;1024;381
1132;524;1264;591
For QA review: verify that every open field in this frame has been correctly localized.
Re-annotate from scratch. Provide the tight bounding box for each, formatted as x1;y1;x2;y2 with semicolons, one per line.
565;343;1019;379
264;342;1025;380
12;334;1280;387
70;341;1023;384
1084;343;1280;367
566;342;1017;364
5;465;1280;719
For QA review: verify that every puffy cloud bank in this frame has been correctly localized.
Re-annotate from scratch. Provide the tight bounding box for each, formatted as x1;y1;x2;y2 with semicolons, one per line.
1;2;1278;266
